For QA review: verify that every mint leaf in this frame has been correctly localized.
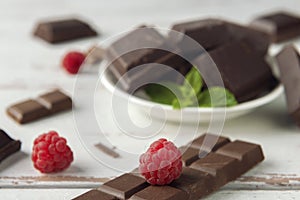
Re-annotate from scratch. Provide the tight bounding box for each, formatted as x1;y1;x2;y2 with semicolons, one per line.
144;83;181;105
198;87;238;107
183;67;203;95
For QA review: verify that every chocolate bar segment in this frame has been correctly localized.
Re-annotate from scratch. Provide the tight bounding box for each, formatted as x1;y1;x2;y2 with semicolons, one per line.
276;45;300;126
7;89;72;124
170;167;215;200
190;153;240;186
7;99;50;124
0;129;21;163
129;186;188;200
216;140;264;174
34;18;98;44
37;90;72;113
72;190;118;200
179;146;202;167
193;39;277;102
98;173;149;199
250;11;300;43
190;134;230;151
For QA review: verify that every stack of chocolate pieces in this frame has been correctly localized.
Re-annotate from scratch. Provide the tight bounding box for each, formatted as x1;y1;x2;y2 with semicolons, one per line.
7;89;72;124
73;133;264;200
107;18;278;102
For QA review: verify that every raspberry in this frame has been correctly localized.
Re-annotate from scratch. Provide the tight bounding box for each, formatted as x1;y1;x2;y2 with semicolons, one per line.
139;138;182;185
32;131;74;173
62;51;86;74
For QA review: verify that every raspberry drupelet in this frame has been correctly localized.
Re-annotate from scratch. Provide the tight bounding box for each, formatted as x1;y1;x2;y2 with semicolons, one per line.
32;131;74;173
139;138;182;185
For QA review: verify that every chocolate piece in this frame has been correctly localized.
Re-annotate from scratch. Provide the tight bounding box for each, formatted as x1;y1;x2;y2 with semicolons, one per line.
72;189;118;200
180;146;202;167
73;134;264;200
276;45;300;126
190;153;240;186
129;186;188;200
34;19;97;44
7;99;50;124
85;46;105;65
170;167;215;200
106;27;191;92
0;129;21;163
99;173;149;199
37;90;72;113
7;89;72;124
250;11;300;43
193;39;277;102
94;142;120;158
216;140;264;174
170;18;269;57
190;134;230;151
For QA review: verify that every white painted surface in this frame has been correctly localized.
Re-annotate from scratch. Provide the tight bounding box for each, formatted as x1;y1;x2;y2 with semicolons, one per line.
1;0;300;199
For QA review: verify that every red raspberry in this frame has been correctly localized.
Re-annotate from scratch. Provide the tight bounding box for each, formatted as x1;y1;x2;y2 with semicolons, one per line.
32;131;74;173
139;138;182;185
62;51;86;74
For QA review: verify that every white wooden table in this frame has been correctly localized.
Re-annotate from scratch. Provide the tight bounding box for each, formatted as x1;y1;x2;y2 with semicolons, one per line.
1;0;300;199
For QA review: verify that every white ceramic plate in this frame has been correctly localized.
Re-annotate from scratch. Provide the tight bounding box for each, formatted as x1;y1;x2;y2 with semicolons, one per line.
101;64;283;123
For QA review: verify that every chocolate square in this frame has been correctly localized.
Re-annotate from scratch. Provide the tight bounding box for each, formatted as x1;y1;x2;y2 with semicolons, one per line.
99;173;149;199
37;90;72;113
129;186;188;200
72;189;117;200
189;134;230;152
0;130;21;163
179;146;203;167
7;99;49;124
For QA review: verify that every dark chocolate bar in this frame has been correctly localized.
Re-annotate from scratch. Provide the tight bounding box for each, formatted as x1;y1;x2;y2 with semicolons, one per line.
33;18;98;44
193;39;277;102
170;18;269;57
7;89;72;124
0;129;21;163
73;134;264;200
73;190;117;200
275;45;300;126
250;11;300;43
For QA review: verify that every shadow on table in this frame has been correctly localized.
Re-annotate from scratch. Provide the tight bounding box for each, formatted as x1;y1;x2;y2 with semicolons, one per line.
0;151;28;172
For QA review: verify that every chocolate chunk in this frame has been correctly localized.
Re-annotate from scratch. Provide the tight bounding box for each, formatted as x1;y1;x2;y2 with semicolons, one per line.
250;11;300;43
72;189;118;200
190;152;239;186
7;99;50;124
94;142;120;158
98;173;149;199
0;129;21;163
34;18;98;44
85;46;105;65
170;18;269;57
129;186;188;200
193;39;277;102
7;89;72;124
276;45;300;126
170;167;215;200
37;90;72;113
106;27;191;92
189;134;230;151
180;146;202;167
216;140;264;174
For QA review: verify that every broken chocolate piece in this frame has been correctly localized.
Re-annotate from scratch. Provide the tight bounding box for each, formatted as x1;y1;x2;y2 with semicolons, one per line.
7;89;72;124
129;186;188;200
0;129;21;163
34;18;98;44
189;134;230;151
250;11;300;43
98;173;149;199
193;39;277;102
276;45;300;126
72;189;118;200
